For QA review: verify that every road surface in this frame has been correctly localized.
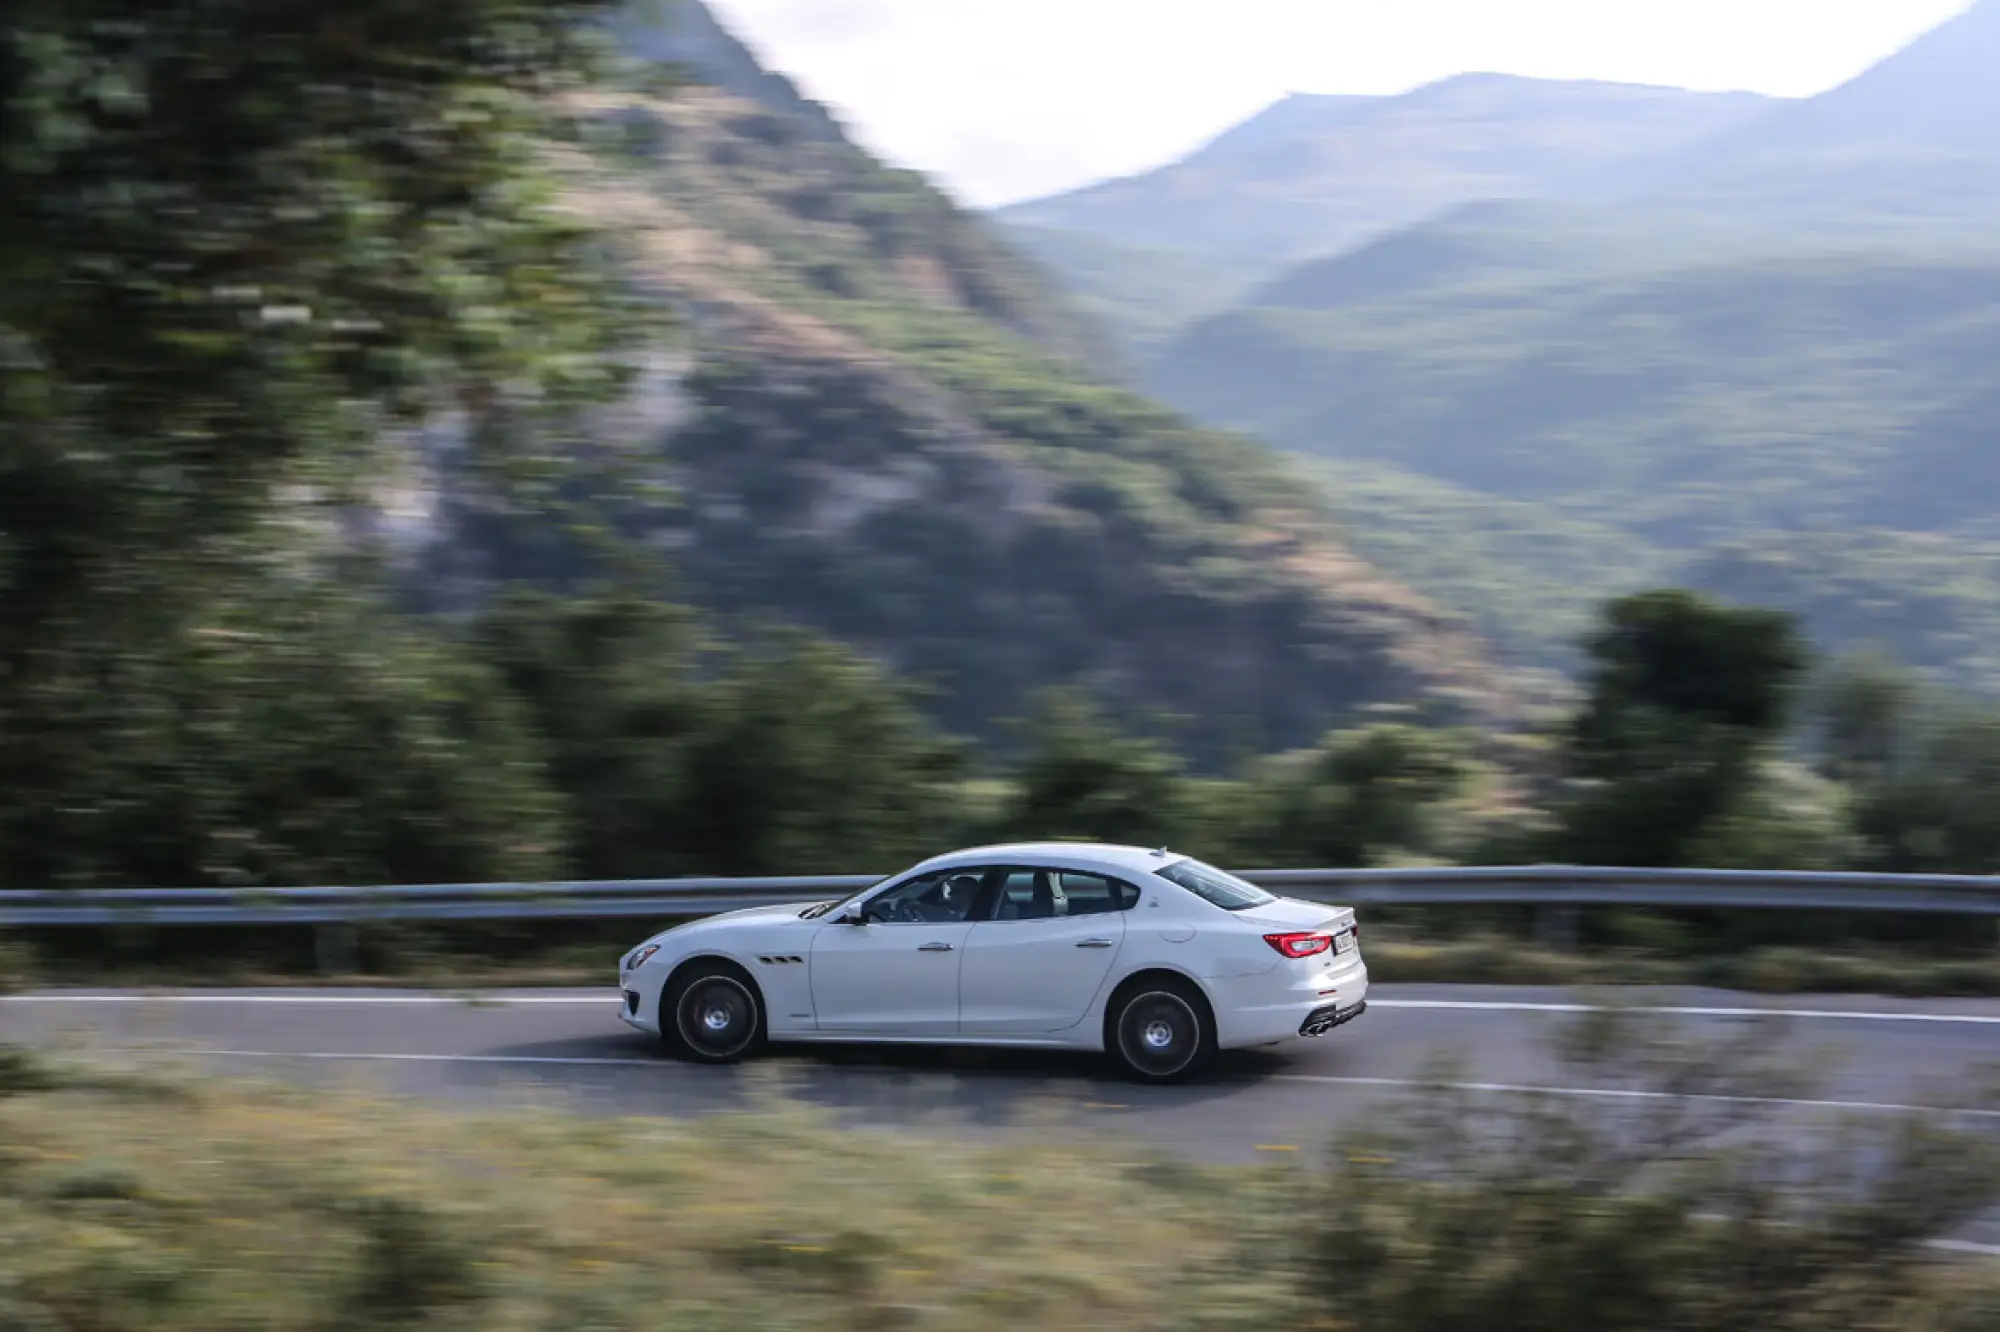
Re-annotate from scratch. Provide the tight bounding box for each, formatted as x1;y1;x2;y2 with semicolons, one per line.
6;982;1994;1142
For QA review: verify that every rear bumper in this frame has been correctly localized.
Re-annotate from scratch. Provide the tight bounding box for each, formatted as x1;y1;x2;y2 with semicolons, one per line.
1299;998;1367;1037
1212;957;1369;1049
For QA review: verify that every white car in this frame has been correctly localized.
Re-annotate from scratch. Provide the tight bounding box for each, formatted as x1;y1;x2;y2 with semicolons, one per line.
617;842;1367;1082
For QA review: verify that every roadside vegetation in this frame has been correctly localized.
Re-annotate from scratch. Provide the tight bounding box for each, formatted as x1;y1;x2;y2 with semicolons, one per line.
0;1009;1993;1330
5;2;1999;998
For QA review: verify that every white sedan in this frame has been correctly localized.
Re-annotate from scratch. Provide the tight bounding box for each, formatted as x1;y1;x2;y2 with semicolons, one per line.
617;842;1367;1082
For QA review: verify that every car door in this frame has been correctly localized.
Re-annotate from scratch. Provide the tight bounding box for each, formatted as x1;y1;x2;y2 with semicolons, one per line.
808;868;993;1035
958;867;1136;1035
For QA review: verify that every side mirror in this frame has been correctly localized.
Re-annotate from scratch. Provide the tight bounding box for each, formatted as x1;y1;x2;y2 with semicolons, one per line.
838;903;869;926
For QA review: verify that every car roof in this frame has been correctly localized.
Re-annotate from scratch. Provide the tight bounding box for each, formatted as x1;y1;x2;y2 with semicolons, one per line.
911;842;1184;877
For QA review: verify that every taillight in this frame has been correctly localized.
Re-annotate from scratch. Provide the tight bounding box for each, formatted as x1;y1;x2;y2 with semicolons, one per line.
1264;932;1333;959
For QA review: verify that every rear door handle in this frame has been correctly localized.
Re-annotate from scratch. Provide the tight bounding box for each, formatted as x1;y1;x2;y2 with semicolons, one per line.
1076;938;1115;949
918;942;955;952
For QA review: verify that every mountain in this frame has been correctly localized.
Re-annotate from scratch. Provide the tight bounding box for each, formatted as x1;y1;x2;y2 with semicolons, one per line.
1112;1;2000;686
1708;0;2000;157
408;2;1512;759
995;75;1772;275
1565;2;2000;236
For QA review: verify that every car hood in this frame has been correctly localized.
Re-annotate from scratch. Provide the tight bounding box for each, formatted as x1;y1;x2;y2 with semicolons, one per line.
695;900;828;929
630;900;825;956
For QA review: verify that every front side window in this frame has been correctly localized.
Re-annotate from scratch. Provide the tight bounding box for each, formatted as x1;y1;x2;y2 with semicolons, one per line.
1155;857;1275;911
862;869;990;924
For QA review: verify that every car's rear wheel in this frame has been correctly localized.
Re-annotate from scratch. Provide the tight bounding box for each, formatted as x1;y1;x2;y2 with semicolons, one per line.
660;961;766;1065
1107;977;1215;1084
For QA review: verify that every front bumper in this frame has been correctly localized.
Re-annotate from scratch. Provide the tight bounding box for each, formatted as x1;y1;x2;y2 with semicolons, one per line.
618;986;657;1035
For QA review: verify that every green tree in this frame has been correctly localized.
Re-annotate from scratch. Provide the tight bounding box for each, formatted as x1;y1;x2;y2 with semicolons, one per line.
1551;589;1811;866
1799;653;2000;873
673;632;972;875
998;691;1190;848
473;587;704;881
1241;724;1470;866
0;0;641;888
1811;651;1920;787
0;569;565;889
1;0;638;648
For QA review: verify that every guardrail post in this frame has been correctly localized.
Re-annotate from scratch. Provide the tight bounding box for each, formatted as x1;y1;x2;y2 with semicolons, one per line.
314;924;359;976
1534;905;1580;952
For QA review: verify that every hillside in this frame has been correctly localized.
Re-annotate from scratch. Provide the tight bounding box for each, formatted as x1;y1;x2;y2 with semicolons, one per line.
995;75;1771;279
1683;530;2000;690
412;2;1511;759
1152;230;2000;544
1306;456;2000;695
1148;226;2000;671
995;222;1264;363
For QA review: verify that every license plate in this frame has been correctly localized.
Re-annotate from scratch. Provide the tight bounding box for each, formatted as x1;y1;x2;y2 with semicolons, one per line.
1333;930;1356;954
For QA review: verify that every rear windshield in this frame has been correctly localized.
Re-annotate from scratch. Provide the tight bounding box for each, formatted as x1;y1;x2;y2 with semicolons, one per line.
1156;858;1276;911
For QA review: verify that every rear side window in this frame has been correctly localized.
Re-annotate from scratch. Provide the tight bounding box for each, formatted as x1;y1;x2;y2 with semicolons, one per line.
1053;871;1140;916
991;869;1142;920
1156;858;1275;911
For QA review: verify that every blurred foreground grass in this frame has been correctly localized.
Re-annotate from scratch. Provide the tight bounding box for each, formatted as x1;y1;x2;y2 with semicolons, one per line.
1;1009;1995;1331
0;1052;1275;1332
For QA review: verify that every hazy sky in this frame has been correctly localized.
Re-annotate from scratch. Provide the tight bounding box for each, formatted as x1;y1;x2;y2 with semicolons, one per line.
702;0;1975;207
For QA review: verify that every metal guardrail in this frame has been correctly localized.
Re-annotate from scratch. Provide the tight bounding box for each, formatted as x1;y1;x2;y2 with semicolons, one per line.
2;866;1997;928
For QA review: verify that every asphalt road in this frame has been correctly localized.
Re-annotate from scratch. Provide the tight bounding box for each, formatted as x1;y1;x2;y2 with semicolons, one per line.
3;982;1993;1138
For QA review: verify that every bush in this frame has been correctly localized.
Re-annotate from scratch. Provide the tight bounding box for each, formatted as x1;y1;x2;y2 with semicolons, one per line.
0;1016;1990;1331
1287;1007;2000;1332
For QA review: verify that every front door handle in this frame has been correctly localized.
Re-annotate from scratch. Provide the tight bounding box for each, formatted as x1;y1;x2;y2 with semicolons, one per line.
918;942;955;953
1076;938;1115;949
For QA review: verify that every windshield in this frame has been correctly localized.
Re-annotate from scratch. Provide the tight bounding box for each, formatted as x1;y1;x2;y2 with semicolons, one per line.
1155;857;1276;911
801;873;900;918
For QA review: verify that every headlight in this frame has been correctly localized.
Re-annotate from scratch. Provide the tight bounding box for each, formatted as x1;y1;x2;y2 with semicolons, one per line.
624;944;661;973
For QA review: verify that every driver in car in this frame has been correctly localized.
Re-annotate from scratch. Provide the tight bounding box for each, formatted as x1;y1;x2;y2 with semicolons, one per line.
919;872;982;921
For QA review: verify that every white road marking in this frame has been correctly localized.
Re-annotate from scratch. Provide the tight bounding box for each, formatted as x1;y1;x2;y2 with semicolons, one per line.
0;993;607;1005
178;1048;662;1068
1371;999;2000;1025
1929;1239;2000;1257
7;992;2000;1025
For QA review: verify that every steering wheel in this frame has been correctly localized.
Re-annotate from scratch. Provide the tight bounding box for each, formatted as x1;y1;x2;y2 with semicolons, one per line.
892;899;927;924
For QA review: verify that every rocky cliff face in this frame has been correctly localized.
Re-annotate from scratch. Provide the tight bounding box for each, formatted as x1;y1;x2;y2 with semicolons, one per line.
396;4;1516;758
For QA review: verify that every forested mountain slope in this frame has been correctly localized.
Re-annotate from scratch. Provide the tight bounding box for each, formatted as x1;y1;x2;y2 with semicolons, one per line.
417;3;1511;757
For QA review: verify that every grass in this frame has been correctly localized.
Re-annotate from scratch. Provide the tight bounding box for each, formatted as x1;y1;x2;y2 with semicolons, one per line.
0;1052;1282;1331
0;1010;1993;1332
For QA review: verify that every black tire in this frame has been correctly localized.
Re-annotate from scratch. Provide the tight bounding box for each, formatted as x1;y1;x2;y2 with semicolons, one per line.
660;961;766;1065
1106;977;1216;1084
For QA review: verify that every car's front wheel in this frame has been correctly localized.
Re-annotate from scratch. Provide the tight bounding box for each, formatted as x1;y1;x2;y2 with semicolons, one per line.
1107;978;1215;1084
660;961;766;1065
